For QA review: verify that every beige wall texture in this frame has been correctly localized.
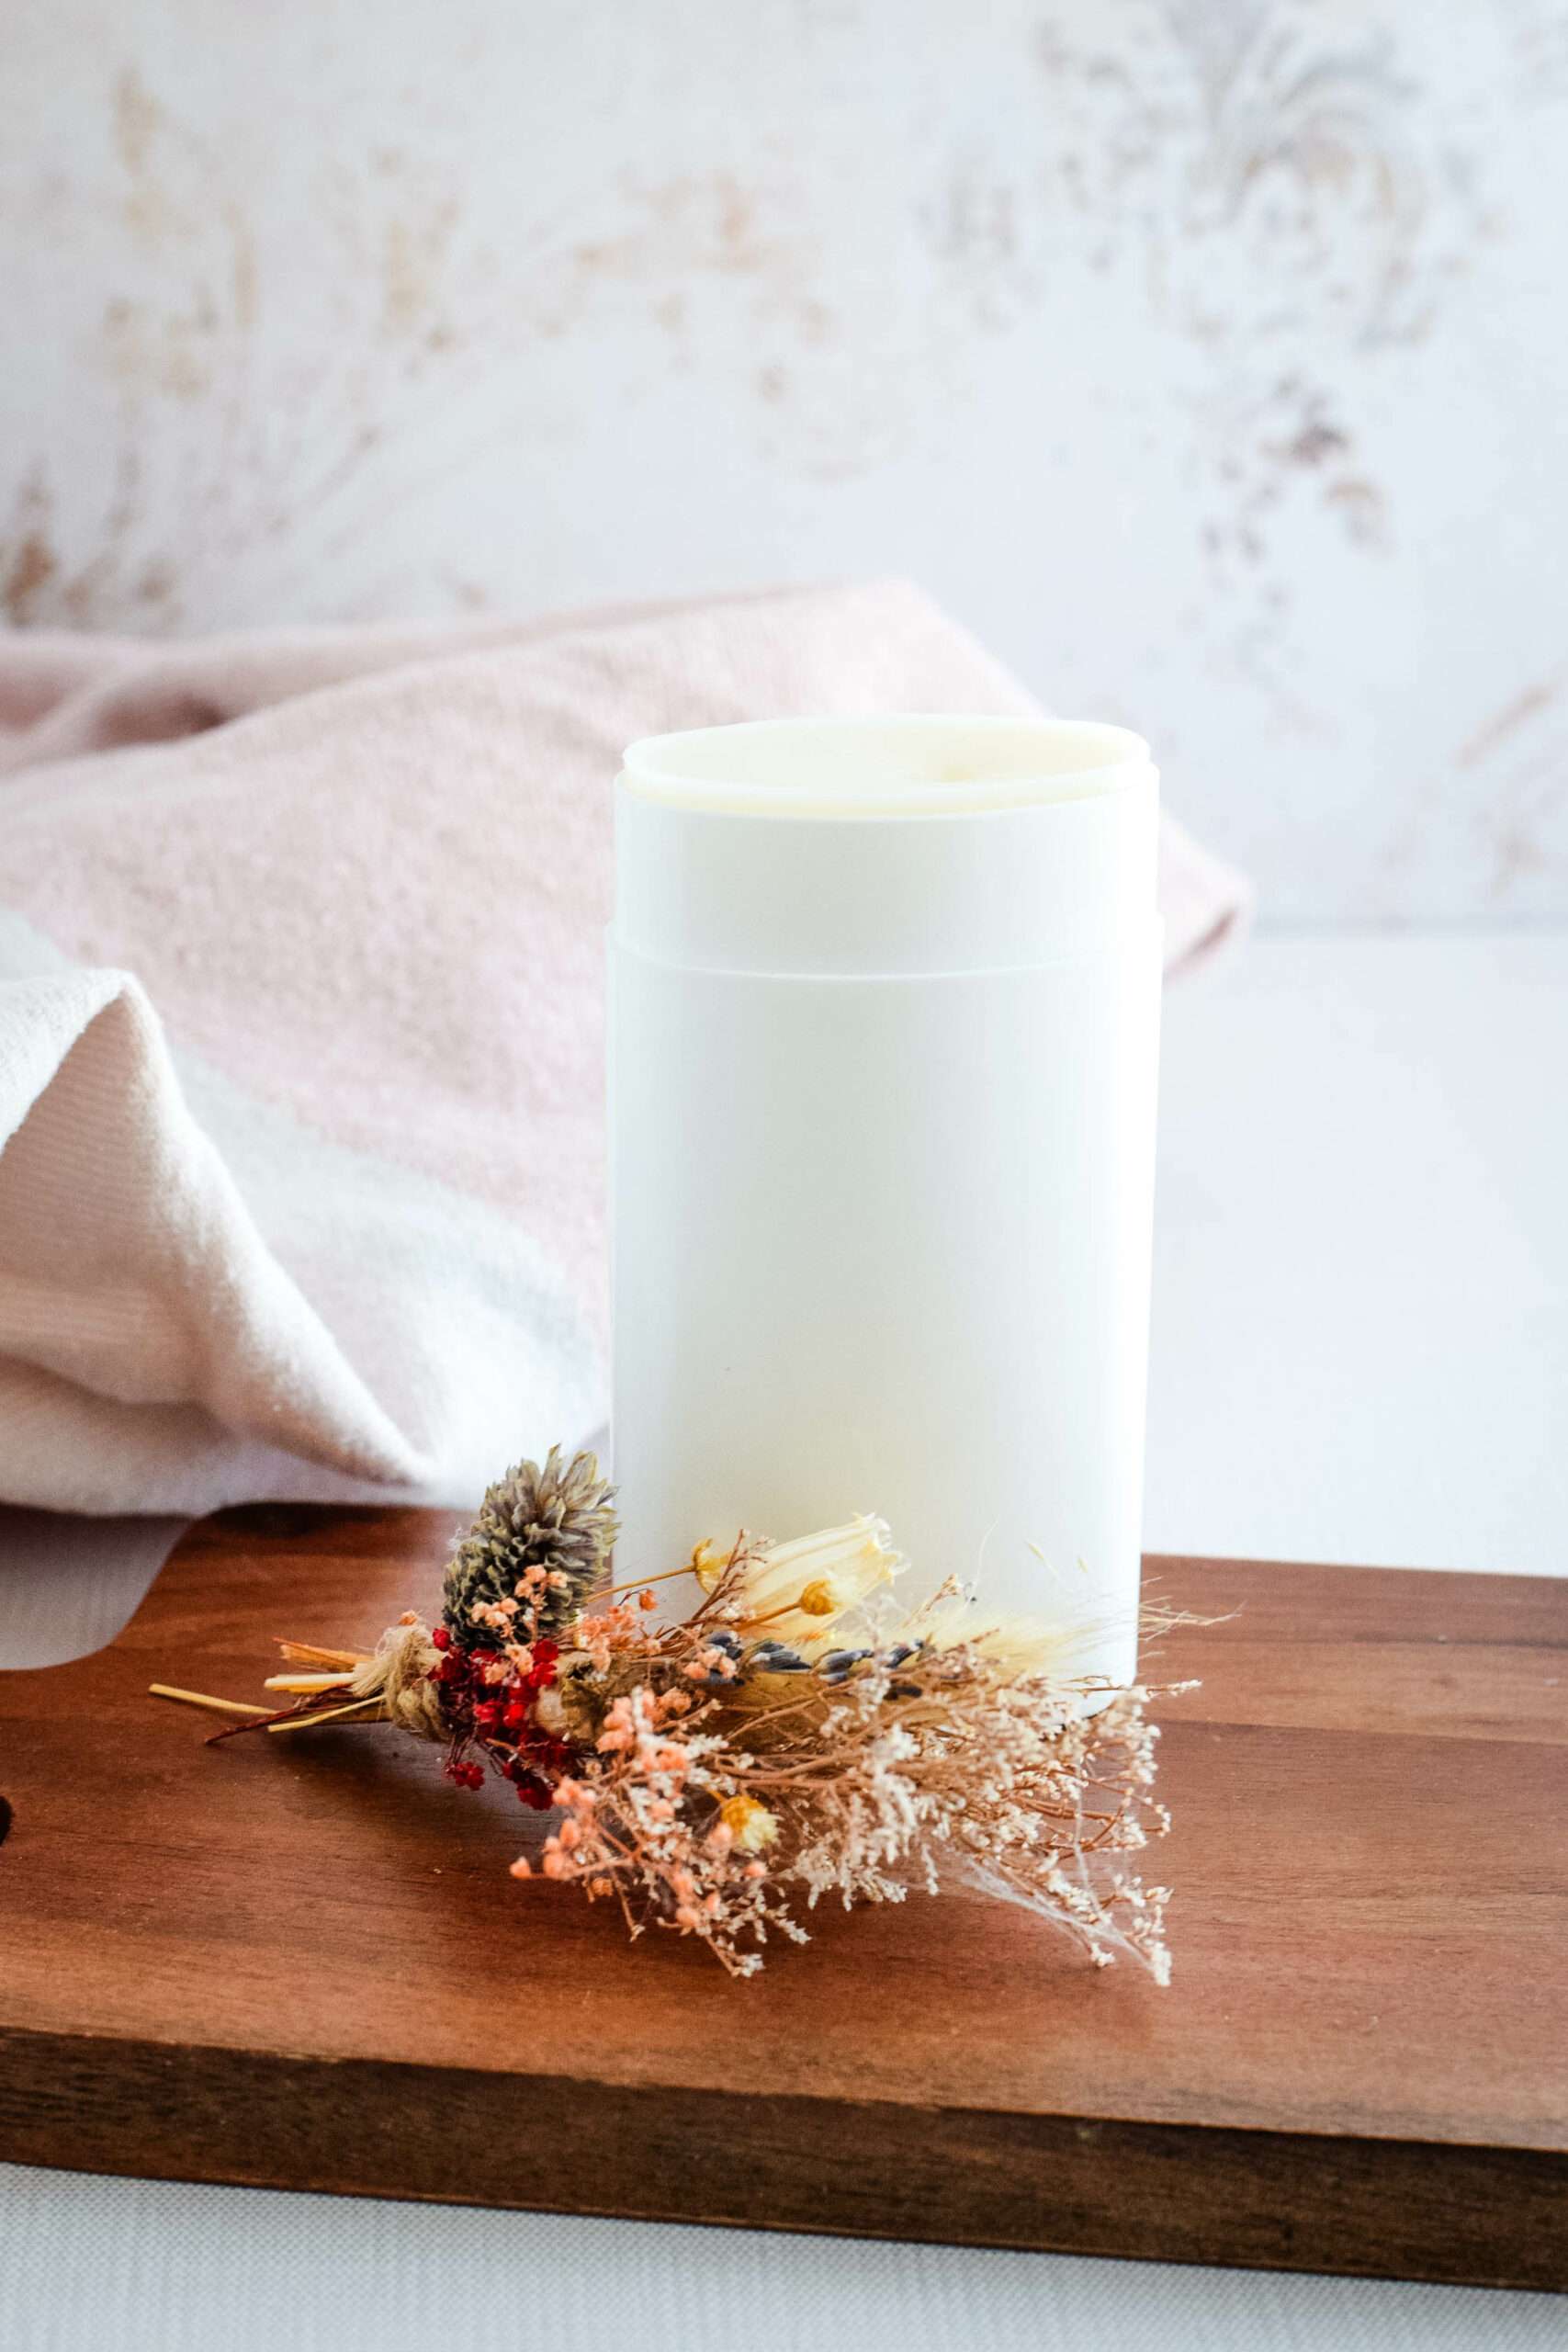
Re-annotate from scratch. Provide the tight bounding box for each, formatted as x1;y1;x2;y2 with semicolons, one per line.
3;1;1567;921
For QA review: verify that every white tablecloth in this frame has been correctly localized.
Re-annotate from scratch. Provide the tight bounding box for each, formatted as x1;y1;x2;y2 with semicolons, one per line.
4;931;1564;2348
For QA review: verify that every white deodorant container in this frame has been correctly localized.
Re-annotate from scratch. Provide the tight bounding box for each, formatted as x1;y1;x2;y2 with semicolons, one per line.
609;716;1161;1688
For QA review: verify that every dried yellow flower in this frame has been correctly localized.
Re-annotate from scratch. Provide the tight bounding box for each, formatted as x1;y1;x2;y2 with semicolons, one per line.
720;1793;779;1851
690;1539;729;1595
796;1577;839;1616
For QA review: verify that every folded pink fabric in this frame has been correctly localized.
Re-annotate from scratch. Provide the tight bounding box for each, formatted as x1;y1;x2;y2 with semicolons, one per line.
0;580;1250;1515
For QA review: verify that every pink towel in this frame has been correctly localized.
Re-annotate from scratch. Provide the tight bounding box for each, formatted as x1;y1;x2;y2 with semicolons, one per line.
0;579;1250;1516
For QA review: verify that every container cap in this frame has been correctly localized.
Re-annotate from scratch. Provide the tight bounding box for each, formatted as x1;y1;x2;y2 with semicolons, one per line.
615;715;1158;978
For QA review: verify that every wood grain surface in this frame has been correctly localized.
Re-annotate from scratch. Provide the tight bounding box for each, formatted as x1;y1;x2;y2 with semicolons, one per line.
2;1507;1564;2290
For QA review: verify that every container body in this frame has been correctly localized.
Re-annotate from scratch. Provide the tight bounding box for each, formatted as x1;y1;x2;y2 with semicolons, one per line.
609;717;1162;1688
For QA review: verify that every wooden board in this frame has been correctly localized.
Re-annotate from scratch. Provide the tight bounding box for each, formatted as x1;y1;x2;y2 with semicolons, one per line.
2;1506;1565;2290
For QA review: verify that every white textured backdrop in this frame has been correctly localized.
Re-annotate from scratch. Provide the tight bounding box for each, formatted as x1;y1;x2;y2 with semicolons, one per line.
4;0;1568;919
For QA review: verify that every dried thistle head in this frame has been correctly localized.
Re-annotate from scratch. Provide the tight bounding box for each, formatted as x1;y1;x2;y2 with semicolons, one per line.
444;1447;618;1651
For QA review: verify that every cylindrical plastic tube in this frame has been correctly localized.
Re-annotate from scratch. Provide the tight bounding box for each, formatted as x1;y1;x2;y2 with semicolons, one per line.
609;716;1161;1688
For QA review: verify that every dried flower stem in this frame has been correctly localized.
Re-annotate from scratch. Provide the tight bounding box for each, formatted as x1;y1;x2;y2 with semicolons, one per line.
149;1683;272;1720
265;1695;389;1734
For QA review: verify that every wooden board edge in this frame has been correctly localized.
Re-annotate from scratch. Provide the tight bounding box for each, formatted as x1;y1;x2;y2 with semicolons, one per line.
2;2027;1562;2292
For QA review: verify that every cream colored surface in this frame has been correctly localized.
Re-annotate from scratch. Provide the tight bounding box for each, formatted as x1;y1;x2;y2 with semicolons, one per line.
619;714;1151;815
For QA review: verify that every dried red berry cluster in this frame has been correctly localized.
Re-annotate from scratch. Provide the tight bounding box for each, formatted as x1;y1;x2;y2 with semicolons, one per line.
426;1623;575;1809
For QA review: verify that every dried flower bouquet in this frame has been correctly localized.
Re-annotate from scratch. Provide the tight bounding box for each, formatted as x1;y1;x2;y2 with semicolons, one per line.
156;1449;1177;1981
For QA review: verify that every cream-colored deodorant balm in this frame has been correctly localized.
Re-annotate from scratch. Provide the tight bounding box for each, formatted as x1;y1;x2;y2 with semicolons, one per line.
608;716;1161;1689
